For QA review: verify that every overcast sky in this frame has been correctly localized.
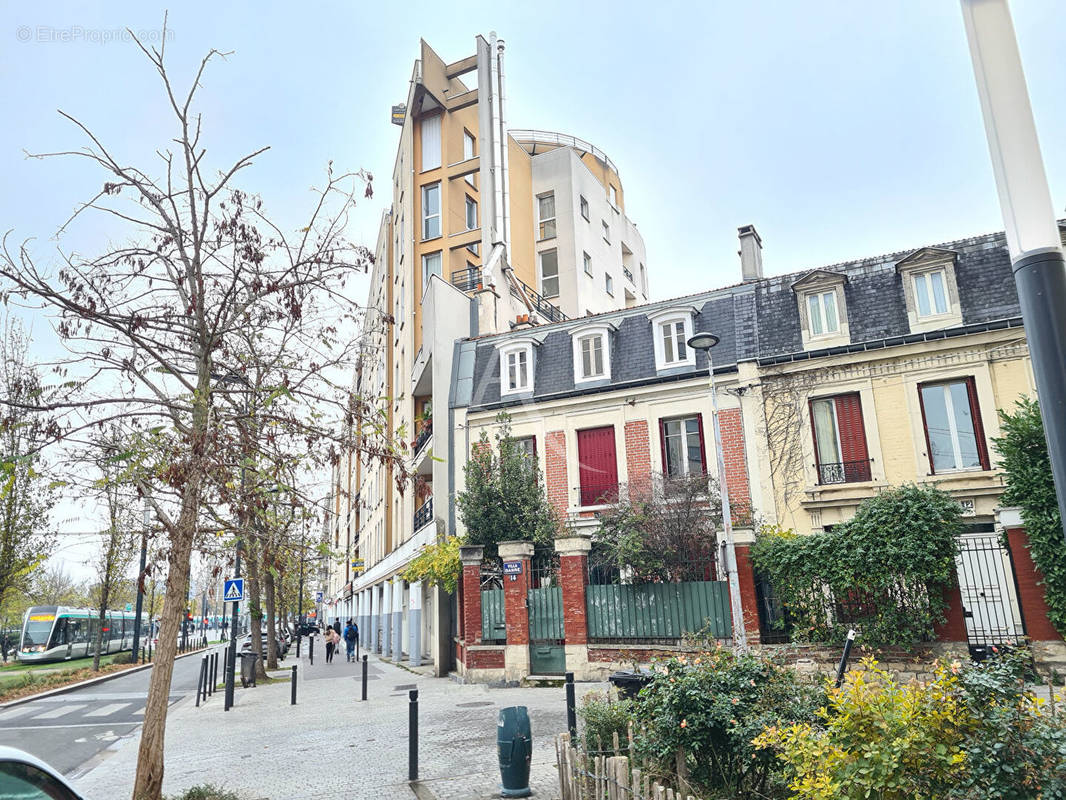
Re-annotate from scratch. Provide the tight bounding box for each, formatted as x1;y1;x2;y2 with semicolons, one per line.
1;1;1063;581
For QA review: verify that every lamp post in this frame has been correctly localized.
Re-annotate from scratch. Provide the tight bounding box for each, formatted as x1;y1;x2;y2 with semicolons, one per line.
687;332;748;651
961;0;1066;542
224;539;243;711
130;499;150;663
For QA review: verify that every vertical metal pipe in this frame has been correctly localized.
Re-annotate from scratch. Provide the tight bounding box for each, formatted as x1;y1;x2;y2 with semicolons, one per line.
497;37;511;255
291;664;298;705
361;654;368;701
834;629;857;688
565;671;577;740
196;658;204;707
408;689;419;782
131;502;149;665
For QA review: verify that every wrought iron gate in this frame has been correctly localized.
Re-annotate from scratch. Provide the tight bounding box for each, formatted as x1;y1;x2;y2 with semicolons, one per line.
955;532;1026;660
528;552;565;675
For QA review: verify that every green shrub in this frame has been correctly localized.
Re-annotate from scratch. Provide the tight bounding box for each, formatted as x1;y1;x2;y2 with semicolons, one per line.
751;485;962;649
165;786;243;800
577;691;635;754
633;648;825;798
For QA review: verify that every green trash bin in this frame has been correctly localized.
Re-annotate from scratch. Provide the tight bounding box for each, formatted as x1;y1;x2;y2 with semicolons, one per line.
497;706;532;798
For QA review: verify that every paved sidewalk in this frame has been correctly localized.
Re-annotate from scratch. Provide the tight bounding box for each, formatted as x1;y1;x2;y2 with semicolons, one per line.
73;651;608;800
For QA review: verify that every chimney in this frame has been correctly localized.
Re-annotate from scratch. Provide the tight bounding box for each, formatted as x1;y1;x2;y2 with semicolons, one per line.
738;224;763;281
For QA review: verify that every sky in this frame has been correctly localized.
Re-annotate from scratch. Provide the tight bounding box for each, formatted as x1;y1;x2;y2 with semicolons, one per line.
1;0;1064;581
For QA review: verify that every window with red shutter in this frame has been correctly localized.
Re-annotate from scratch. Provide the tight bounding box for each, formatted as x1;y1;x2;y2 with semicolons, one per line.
810;393;871;484
577;426;618;506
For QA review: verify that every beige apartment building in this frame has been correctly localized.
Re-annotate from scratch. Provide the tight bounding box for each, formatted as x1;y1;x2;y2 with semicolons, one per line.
322;34;651;675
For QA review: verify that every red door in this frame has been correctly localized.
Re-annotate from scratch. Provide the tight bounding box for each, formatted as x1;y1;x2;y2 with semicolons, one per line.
577;427;618;506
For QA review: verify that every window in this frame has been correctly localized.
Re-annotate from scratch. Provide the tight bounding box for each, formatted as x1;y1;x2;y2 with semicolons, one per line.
422;183;440;240
420;115;441;171
602;220;611;243
809;394;871;484
504;349;530;393
660;416;705;478
421;252;441;290
539;250;559;298
515;436;537;471
648;308;696;371
464;129;476;163
806;291;839;336
605;274;614;296
580;195;590;221
609;184;618;209
0;760;82;800
913;269;949;317
580;335;604;379
538;194;556;240
662;320;687;363
577;426;618;506
639;263;647;295
397;280;405;324
583;251;592;276
918;378;989;473
465;196;477;231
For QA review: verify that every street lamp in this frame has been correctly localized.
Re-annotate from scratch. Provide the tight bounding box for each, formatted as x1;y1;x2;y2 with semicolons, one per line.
687;332;748;651
961;0;1066;541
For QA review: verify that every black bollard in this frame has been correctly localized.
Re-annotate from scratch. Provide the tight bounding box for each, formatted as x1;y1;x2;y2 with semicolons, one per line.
201;656;209;703
408;689;419;782
291;664;298;705
296;634;301;659
565;671;577;740
835;629;858;688
361;654;368;701
196;658;205;707
210;652;217;695
309;636;314;666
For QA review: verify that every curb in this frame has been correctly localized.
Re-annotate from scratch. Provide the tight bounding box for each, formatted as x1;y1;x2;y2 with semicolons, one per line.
0;645;218;710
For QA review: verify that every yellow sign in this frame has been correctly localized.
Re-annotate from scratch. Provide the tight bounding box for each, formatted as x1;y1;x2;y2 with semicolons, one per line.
29;614;55;622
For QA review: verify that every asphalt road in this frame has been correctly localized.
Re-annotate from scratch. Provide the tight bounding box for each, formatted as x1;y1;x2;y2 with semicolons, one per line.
0;644;225;777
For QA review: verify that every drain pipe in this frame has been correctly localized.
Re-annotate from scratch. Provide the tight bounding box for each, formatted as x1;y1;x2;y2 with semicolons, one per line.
497;36;511;257
488;31;505;252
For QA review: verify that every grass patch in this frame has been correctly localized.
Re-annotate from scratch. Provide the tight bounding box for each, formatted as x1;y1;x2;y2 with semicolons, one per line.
0;653;128;675
0;659;142;703
165;786;243;800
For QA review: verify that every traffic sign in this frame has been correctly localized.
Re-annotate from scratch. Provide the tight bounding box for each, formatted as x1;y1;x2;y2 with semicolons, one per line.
315;591;324;603
125;603;132;612
224;578;245;602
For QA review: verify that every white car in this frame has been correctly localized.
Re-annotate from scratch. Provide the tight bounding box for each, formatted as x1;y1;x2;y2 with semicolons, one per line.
0;746;86;799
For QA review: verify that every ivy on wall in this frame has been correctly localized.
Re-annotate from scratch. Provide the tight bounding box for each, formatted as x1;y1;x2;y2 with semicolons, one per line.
994;397;1066;636
751;485;962;649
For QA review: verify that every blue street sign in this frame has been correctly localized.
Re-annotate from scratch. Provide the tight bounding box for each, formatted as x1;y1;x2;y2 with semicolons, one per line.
315;591;324;603
224;578;245;603
502;561;522;576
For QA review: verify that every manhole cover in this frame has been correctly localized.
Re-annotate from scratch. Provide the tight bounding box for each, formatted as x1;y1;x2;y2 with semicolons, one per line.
394;683;417;691
455;701;495;708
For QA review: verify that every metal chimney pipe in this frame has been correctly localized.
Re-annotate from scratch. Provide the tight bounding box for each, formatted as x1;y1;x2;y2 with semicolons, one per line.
497;37;511;258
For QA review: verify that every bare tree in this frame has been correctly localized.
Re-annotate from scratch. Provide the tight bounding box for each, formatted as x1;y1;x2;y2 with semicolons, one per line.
0;24;404;800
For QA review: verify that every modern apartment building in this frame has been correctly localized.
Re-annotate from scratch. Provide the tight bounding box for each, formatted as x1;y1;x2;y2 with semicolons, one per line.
323;34;651;675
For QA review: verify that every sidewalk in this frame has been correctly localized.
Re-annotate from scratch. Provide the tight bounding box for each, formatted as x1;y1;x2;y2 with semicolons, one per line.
72;650;608;800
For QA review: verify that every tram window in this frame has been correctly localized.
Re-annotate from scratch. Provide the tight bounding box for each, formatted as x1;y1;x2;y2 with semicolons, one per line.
70;620;88;644
21;617;54;649
47;620;68;648
0;759;82;800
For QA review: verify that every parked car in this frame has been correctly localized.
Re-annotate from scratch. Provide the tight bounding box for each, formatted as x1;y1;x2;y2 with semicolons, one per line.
0;746;86;799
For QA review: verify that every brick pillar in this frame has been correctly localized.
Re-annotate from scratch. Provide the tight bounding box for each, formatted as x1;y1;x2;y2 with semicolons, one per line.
557;534;592;677
1006;527;1063;642
459;545;485;668
733;545;761;644
545;431;570;521
624;420;652;501
499;540;534;681
933;581;968;642
718;408;753;524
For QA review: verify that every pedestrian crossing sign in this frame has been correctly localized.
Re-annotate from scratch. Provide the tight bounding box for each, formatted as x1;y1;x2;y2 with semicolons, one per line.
224;578;245;602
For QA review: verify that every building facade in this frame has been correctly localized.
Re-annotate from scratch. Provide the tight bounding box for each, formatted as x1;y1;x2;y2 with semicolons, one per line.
324;34;651;675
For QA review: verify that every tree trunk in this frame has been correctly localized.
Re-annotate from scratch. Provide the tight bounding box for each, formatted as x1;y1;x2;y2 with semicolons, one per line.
92;586;109;672
131;489;198;800
244;538;267;680
263;556;278;671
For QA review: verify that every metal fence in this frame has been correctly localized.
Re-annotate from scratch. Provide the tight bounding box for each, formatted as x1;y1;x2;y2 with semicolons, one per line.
586;581;731;645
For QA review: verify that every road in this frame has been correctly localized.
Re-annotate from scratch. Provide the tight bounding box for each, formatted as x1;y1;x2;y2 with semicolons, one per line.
0;644;225;776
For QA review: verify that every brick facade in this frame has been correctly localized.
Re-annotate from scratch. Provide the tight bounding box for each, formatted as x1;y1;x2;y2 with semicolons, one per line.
933;582;968;643
1006;527;1063;642
733;545;761;643
559;554;590;645
545;430;570;520
461;563;482;647
624;420;653;500
717;408;752;523
503;557;532;646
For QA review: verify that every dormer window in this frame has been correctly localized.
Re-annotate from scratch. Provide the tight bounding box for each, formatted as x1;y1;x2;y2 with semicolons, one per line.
571;322;615;384
896;248;963;333
791;270;850;350
497;338;539;396
647;307;697;372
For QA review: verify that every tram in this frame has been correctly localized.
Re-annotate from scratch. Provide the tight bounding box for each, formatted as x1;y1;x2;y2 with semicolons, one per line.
18;606;147;664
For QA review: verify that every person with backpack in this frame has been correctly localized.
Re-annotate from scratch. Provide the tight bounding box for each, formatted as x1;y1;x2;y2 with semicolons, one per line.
343;620;358;662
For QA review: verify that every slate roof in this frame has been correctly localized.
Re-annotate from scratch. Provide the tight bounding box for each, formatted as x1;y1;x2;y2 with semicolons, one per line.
460;227;1025;411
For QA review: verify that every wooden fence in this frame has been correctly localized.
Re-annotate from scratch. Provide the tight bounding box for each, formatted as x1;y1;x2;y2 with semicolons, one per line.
586;581;731;643
555;734;699;800
481;589;506;643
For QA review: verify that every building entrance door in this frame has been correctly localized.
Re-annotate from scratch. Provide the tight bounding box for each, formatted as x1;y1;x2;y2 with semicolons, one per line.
955;530;1026;660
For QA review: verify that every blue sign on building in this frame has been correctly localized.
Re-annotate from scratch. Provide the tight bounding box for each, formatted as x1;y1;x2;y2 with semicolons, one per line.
502;561;522;576
315;591;324;603
223;578;244;602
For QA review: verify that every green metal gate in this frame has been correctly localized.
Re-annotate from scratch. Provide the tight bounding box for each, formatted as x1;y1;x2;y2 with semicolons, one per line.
528;553;565;675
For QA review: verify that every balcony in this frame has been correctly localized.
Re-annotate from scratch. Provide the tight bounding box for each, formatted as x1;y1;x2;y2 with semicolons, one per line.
414;498;433;532
413;421;432;456
451;266;480;292
623;266;634;283
816;460;872;485
510;277;568;323
576;479;620;508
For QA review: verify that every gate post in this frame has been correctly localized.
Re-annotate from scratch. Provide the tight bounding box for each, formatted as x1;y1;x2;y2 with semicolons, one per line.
498;540;534;683
459;545;485;671
556;533;591;678
1001;510;1065;669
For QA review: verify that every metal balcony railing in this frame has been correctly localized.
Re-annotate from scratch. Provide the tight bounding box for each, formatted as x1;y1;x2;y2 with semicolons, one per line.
414;498;433;531
413;423;432;455
817;459;872;485
510;277;568;323
451;266;480;292
623;266;634;283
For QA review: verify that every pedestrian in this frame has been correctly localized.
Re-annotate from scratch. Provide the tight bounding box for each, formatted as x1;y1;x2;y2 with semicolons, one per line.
1;633;9;664
343;619;358;662
324;625;335;663
330;625;341;663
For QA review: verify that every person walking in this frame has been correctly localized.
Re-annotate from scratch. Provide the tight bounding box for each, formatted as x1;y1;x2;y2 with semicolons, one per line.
324;625;336;663
343;619;358;662
1;633;9;664
330;626;341;664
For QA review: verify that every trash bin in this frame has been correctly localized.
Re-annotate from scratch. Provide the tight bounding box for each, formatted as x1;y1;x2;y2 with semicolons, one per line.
608;670;652;701
239;652;259;688
497;706;532;798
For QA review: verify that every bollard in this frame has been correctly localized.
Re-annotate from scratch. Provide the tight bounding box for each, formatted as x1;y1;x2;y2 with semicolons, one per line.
565;671;577;740
361;654;368;701
834;629;858;688
196;658;205;708
291;664;298;705
210;652;218;695
309;636;314;666
408;689;419;782
201;656;209;703
296;634;301;659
